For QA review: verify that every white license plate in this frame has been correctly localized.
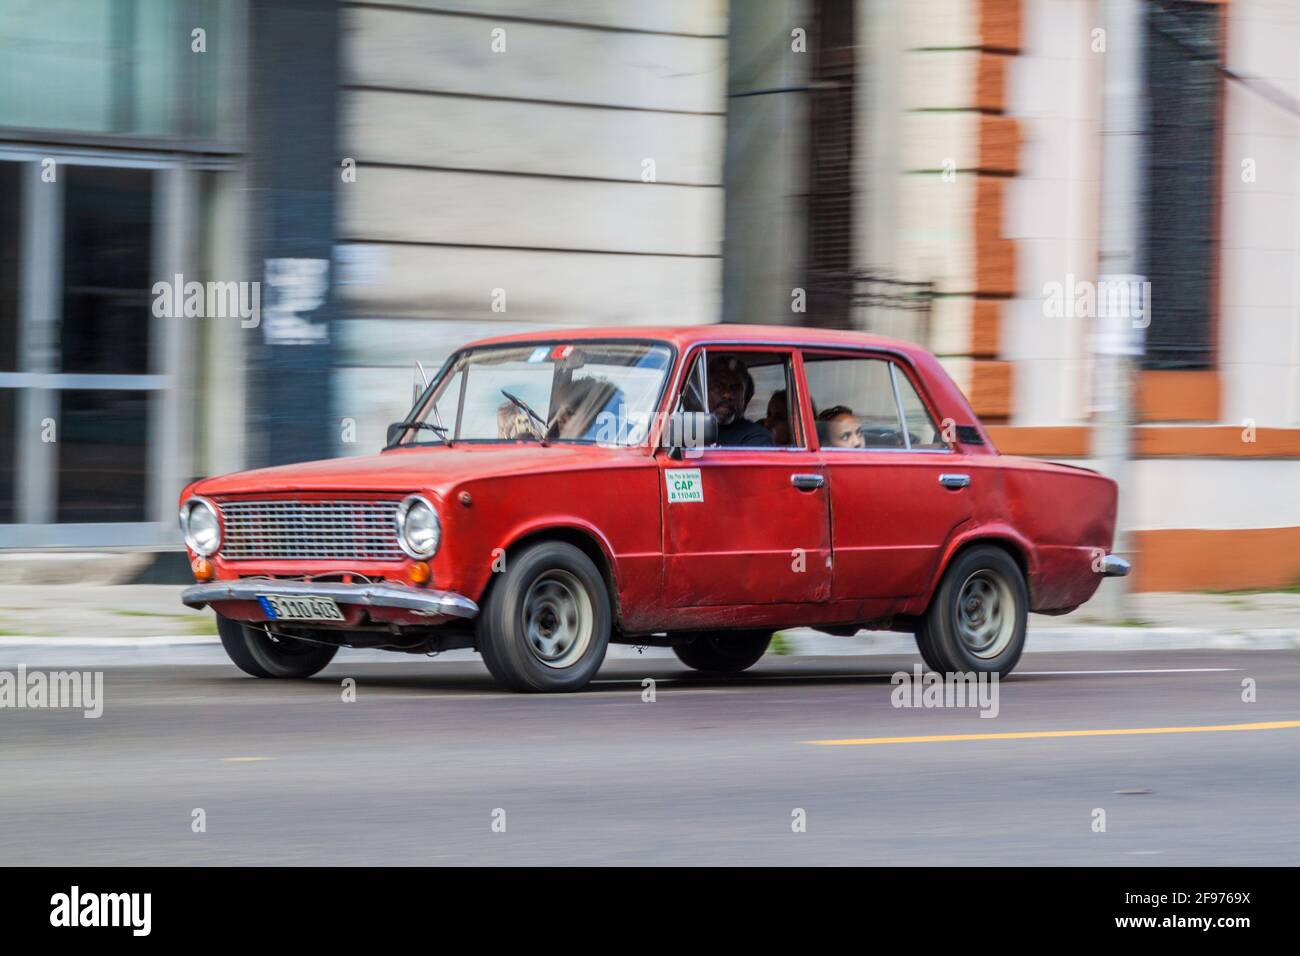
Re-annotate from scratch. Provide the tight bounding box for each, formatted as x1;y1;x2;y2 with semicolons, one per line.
257;594;345;622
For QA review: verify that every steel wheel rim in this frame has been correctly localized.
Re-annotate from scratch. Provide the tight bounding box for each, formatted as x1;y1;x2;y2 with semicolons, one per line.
955;570;1015;659
522;569;592;669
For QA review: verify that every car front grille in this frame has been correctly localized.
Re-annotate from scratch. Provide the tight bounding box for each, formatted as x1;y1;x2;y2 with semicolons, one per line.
218;499;404;561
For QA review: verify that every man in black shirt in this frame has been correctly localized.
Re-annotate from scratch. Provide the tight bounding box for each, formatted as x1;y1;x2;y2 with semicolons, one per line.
707;354;772;446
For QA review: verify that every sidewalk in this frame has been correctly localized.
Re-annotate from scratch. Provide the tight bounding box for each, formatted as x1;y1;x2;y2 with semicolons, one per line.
1;585;1298;665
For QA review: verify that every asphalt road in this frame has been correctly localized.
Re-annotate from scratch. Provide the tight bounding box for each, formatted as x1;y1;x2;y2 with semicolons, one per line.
3;649;1298;865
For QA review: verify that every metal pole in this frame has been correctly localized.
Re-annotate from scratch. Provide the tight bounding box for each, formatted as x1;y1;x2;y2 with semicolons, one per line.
1093;0;1146;620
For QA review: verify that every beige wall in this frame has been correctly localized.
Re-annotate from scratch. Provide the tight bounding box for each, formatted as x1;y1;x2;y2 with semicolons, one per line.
335;0;728;450
1219;0;1300;428
1002;0;1100;426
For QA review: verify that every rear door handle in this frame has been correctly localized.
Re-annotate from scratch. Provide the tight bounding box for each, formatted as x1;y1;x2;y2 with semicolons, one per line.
939;473;970;490
790;473;825;491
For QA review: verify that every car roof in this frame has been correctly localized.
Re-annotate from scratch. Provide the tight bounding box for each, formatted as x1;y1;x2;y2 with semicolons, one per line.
461;324;928;359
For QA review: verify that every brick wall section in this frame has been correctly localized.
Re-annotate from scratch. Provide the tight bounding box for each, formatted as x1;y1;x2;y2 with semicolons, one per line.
969;0;1021;422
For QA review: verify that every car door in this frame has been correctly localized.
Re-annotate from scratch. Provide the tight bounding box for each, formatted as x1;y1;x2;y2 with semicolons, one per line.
802;350;973;600
659;346;832;608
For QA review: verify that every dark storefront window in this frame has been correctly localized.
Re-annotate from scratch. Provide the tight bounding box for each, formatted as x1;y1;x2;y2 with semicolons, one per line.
805;0;857;328
0;160;18;372
0;161;18;523
60;165;154;374
0;389;15;523
1143;1;1223;370
56;390;149;523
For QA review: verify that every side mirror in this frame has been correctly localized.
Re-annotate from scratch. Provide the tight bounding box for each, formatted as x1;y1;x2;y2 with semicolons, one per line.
659;411;717;457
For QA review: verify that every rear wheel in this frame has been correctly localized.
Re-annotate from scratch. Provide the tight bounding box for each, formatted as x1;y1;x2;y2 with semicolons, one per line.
915;545;1027;677
673;630;772;674
216;614;338;678
476;541;612;692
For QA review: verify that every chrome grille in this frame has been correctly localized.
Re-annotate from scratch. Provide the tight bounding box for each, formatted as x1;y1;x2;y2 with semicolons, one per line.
218;499;403;561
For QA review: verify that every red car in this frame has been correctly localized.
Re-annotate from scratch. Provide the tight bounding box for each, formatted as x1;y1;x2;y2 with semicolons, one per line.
180;325;1127;692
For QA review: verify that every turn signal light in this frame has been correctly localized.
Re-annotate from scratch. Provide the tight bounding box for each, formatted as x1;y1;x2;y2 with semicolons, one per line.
406;561;431;585
191;557;214;582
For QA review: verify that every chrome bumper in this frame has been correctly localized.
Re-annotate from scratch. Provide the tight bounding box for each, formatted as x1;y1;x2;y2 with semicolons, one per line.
1102;555;1132;578
181;580;479;618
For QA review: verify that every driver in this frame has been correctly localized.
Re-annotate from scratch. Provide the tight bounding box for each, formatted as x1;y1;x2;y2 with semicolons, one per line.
707;354;771;446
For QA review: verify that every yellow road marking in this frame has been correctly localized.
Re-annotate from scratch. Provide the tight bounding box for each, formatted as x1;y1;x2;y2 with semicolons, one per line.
808;720;1300;746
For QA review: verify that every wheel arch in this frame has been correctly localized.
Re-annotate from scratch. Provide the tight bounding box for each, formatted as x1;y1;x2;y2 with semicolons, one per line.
930;530;1034;607
484;523;623;630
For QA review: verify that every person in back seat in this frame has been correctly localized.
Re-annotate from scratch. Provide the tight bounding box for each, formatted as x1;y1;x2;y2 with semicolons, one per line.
817;405;865;449
763;388;792;446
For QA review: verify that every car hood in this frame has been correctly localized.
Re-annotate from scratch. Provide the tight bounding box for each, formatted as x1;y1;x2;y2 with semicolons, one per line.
194;443;642;498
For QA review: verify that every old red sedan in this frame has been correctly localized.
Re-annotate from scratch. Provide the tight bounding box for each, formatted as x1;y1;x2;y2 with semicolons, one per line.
179;325;1127;691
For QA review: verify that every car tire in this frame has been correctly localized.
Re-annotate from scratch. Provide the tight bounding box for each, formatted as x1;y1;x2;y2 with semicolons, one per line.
216;614;339;678
914;628;947;673
476;541;612;692
672;630;772;674
915;545;1027;677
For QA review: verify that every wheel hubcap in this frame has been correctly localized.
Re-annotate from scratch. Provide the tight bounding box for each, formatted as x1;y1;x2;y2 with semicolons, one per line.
955;570;1015;659
522;569;592;669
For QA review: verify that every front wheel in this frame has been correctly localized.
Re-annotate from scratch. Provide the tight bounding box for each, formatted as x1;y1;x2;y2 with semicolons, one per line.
476;541;612;692
915;545;1027;677
216;614;339;678
672;630;772;674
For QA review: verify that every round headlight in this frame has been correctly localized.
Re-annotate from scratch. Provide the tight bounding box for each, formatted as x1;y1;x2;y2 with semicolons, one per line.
396;495;441;559
180;497;222;556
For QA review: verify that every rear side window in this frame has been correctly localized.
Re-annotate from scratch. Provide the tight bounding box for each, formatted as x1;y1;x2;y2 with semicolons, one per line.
803;355;905;449
802;352;949;451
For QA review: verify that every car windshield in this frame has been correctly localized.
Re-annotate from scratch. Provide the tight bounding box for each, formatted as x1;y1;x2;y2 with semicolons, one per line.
392;341;674;447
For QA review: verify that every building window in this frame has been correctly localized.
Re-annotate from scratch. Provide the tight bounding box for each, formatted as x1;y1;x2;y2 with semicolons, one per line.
0;0;239;139
56;390;150;523
0;157;179;540
1143;0;1223;370
805;0;857;328
0;161;21;523
60;166;155;374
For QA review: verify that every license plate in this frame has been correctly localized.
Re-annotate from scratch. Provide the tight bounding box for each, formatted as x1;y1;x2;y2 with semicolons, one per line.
256;594;345;622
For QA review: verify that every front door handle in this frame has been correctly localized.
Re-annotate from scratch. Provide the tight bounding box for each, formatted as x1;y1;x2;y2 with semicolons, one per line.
790;473;825;491
939;473;970;490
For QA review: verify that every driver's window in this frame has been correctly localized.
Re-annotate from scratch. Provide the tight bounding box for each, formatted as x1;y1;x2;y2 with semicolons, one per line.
802;354;906;450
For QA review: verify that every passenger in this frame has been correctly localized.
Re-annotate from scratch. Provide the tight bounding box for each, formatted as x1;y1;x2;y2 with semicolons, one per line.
497;400;539;440
707;354;771;446
763;389;792;446
548;376;618;440
817;405;865;449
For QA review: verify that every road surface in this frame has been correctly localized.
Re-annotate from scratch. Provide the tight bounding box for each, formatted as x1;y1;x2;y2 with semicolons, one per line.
3;649;1297;865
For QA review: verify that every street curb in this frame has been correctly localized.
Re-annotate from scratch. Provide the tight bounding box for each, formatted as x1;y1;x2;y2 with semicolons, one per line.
0;626;1296;667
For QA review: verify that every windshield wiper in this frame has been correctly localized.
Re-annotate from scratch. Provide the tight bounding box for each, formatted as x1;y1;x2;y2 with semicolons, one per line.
387;419;447;447
500;390;548;443
409;421;448;436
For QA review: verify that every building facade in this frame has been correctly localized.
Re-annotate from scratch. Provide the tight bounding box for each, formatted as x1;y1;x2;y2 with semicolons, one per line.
5;0;1300;595
0;0;246;548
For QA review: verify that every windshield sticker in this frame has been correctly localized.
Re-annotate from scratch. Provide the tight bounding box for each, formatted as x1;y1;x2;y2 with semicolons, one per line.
666;468;704;504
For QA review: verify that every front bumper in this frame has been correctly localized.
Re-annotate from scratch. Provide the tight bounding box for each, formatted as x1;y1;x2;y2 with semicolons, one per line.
1101;555;1132;578
181;580;479;618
